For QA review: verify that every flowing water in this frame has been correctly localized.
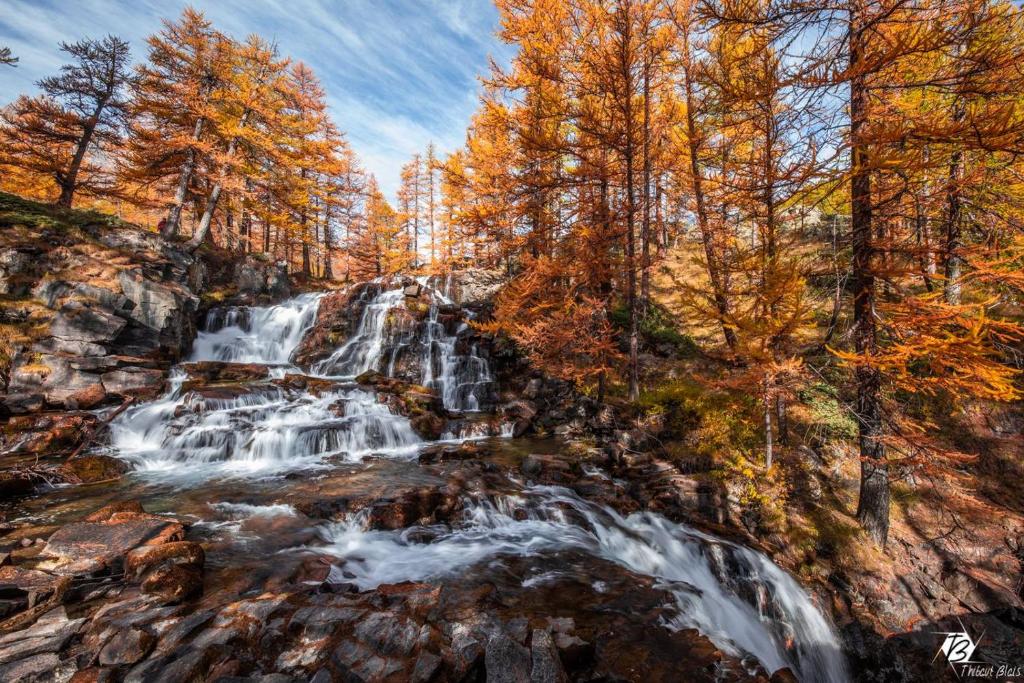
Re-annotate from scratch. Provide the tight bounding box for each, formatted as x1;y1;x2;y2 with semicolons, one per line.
8;282;849;682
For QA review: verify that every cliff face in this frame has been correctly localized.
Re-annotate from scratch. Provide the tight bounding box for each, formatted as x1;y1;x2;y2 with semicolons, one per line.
0;194;204;416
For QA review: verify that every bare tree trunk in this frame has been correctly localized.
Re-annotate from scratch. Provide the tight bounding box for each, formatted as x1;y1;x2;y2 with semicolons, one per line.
164;117;205;238
641;54;652;309
57;102;104;208
850;3;889;545
943;108;964;305
681;41;737;354
188;112;250;251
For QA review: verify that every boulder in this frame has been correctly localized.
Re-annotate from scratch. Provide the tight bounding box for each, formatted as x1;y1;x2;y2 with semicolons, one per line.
1;413;98;457
292;290;354;365
502;400;538;437
49;301;127;345
234;256;290;300
180;361;270;385
8;352;106;409
101;367;165;400
39;512;185;576
0;248;34;295
485;633;531;683
118;268;198;357
59;455;131;484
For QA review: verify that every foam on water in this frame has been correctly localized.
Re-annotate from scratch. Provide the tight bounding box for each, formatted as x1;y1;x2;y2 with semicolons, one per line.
189;292;323;366
319;485;849;683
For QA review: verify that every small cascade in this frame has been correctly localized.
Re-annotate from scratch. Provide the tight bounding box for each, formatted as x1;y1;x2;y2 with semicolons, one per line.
190;293;323;366
416;275;494;412
312;288;406;377
319;485;849;683
109;380;420;481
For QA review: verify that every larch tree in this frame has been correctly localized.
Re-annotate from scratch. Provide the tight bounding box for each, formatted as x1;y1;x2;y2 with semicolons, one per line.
0;35;132;207
125;7;230;239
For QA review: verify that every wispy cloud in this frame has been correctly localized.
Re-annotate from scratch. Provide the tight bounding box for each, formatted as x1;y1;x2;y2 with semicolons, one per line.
0;0;513;199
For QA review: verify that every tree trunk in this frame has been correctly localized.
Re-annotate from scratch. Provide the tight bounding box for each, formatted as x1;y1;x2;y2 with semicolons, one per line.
164;117;205;238
943;142;963;305
850;3;889;545
57;102;105;208
681;44;737;354
188;112;250;251
641;54;652;309
324;202;334;280
622;11;640;402
763;381;774;469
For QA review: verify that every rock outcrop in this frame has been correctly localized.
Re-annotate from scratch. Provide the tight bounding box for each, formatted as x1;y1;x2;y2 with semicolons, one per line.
2;220;202;416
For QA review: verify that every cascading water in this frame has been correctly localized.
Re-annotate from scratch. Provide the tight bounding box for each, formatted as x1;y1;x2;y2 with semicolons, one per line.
319;485;849;683
99;282;848;682
108;381;420;480
312;287;406;377
108;291;421;481
189;292;323;367
312;280;496;412
420;304;494;412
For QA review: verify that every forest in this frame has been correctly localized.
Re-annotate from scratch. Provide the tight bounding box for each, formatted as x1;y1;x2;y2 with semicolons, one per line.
0;1;1022;682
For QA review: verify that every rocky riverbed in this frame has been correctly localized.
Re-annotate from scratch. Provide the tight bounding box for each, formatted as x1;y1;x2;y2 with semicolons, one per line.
1;214;1022;683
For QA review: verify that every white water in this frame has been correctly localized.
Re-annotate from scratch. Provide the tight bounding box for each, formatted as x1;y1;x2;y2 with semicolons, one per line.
109;291;421;481
319;485;848;683
105;287;848;682
109;381;421;481
189;293;323;367
312;288;405;377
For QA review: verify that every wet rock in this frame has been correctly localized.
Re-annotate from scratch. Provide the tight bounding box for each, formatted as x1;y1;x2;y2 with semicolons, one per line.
2;413;99;457
0;470;40;498
366;488;461;530
0;652;63;681
70;667;114;683
530;629;567;683
59;455;131;484
181;361;271;385
485;633;531;683
84;500;146;522
502;400;537;437
0;606;84;665
39;511;185;576
125;541;205;580
141;564;203;605
101;367;165;400
402;652;437;683
0;567;63;615
404;283;422;298
98;627;155;666
272;374;337;396
769;668;799;683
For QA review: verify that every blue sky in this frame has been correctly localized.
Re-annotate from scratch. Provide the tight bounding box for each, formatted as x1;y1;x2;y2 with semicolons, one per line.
0;0;511;200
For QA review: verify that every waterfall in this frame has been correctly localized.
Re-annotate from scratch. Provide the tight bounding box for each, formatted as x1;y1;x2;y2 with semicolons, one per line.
312;288;406;377
420;304;493;412
311;281;496;413
189;292;323;366
108;379;421;481
319;485;849;683
109;291;422;482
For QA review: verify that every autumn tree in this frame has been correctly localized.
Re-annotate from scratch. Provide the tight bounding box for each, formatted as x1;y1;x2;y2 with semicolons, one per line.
125;8;230;238
0;35;131;207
